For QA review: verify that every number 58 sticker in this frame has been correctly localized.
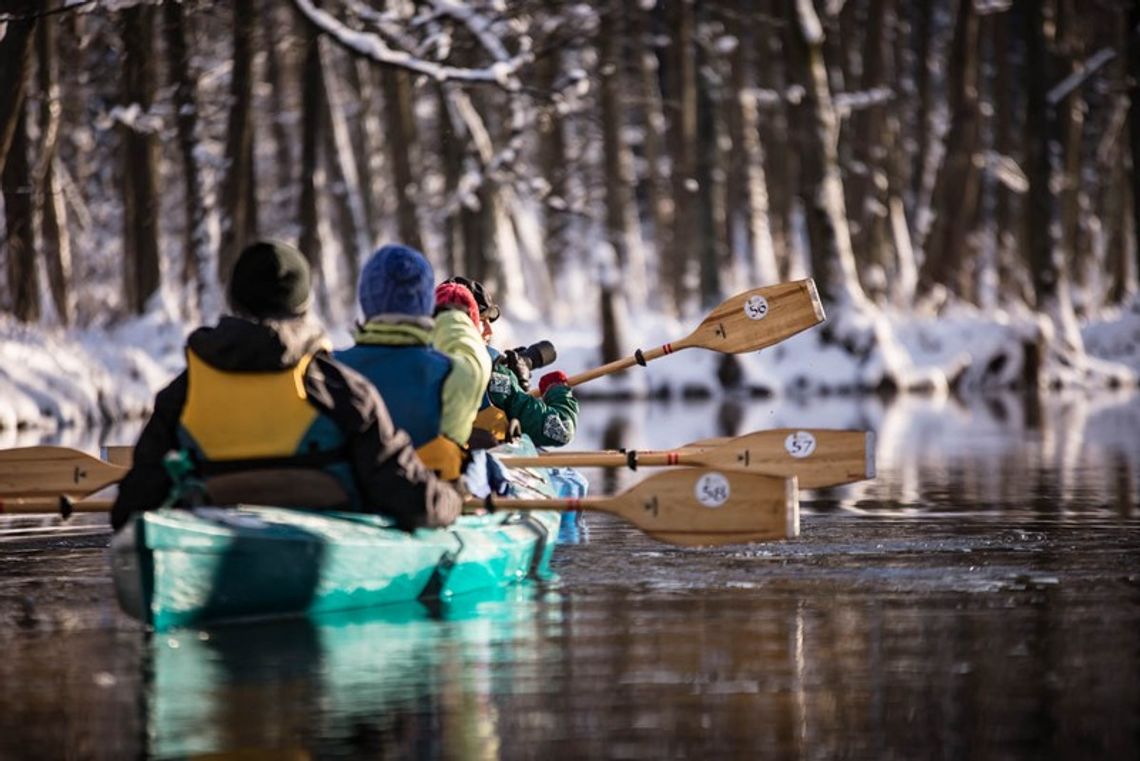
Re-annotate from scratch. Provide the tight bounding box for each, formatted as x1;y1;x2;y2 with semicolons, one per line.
694;472;730;508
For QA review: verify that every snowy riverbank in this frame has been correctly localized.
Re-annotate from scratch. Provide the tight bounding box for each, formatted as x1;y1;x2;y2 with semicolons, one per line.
2;295;1139;433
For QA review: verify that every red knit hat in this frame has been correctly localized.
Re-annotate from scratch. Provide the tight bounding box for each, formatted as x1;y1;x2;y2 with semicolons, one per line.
434;283;480;327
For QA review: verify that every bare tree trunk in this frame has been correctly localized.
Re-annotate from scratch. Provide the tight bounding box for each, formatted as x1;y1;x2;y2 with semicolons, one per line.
663;0;698;311
535;47;569;274
1055;0;1088;305
263;0;296;192
696;43;724;308
0;7;37;178
1128;0;1140;287
783;0;865;306
991;6;1021;306
35;10;72;325
910;0;933;221
345;59;381;241
599;0;646;306
2;105;38;321
916;0;982;301
217;0;257;282
381;66;422;250
120;4;161;315
321;41;370;283
629;3;671;286
437;85;463;275
848;0;896;287
729;6;778;286
1020;0;1084;364
756;0;797;276
297;0;323;281
163;0;210;318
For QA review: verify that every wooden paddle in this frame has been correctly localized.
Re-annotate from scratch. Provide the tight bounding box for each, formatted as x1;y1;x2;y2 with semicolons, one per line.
0;446;126;499
467;469;798;547
1;468;798;548
530;279;825;395
501;429;874;489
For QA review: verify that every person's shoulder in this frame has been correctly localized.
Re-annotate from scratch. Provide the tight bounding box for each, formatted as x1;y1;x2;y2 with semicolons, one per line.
309;352;384;413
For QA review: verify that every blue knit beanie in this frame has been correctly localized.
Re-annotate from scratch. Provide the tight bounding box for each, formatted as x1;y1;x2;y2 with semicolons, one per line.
358;244;435;318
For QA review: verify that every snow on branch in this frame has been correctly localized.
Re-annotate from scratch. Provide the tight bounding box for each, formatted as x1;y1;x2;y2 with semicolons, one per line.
290;0;528;90
1047;48;1116;106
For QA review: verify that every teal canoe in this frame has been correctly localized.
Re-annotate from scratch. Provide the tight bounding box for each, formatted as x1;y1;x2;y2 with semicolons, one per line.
111;438;564;631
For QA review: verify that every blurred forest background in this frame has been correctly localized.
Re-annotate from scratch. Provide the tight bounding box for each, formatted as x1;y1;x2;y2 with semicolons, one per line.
1;0;1138;385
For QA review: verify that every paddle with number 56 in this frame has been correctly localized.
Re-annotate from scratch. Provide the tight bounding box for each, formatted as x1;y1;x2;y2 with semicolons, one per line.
500;429;874;489
530;279;825;395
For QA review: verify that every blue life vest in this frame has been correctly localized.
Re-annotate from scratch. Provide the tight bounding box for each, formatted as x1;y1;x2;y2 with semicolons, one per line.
336;344;451;448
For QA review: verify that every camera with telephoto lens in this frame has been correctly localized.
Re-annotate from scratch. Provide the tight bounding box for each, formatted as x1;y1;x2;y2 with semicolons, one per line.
517;340;557;370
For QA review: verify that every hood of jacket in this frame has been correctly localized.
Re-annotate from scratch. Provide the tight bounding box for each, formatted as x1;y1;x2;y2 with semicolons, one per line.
353;315;434;348
186;315;331;372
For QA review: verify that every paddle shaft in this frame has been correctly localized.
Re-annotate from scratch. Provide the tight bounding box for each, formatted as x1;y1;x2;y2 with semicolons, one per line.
500;451;691;469
0;496;112;515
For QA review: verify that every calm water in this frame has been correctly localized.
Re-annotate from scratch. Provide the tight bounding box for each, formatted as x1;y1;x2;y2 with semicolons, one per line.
2;392;1139;759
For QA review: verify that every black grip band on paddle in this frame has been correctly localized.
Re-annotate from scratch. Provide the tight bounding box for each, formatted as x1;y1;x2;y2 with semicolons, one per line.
626;450;638;471
634;349;647;367
484;494;496;514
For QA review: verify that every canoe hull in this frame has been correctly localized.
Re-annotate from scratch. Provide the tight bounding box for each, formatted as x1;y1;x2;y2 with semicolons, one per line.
113;436;566;631
113;506;561;631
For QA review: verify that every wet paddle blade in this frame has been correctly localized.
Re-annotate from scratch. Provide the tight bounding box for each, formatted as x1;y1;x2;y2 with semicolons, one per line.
0;446;127;498
676;429;875;488
605;469;798;547
677;279;825;354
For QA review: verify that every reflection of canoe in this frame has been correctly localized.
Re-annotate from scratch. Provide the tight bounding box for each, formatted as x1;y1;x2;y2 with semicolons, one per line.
112;437;563;631
149;588;551;758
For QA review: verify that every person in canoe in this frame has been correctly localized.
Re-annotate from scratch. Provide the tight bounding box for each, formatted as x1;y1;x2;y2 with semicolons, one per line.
439;276;579;449
335;244;491;481
110;241;461;532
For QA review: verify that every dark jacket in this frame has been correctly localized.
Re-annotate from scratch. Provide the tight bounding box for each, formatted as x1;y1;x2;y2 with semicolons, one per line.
111;316;460;532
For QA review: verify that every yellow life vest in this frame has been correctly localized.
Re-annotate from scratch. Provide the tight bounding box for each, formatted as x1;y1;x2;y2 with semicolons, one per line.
472;405;510;442
415;435;465;481
180;349;332;463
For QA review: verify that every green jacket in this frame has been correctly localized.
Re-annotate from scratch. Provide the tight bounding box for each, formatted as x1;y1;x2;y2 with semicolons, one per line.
487;359;578;447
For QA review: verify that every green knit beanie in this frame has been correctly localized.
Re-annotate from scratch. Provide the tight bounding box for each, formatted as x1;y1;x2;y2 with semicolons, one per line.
228;241;312;318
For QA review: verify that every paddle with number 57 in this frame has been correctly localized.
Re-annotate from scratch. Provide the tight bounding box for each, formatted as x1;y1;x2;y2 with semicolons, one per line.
500;429;874;489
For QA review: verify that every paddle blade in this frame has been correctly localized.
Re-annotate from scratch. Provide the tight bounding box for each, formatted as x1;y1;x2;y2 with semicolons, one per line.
679;279;825;354
607;469;798;547
0;446;126;498
684;429;875;488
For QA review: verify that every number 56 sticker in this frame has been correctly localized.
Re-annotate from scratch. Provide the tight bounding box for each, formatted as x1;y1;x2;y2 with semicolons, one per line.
784;431;817;458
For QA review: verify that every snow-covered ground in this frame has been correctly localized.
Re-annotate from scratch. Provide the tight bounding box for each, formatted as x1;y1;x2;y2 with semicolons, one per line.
2;294;1139;434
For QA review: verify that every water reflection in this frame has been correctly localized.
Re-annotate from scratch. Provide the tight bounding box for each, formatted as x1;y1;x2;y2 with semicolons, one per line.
573;389;1140;516
2;392;1139;758
147;587;550;760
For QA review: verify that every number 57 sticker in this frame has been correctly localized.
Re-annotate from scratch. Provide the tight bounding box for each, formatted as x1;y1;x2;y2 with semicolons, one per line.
784;431;817;458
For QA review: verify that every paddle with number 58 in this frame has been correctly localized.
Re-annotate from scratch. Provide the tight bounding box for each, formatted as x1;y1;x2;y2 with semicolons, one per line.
0;464;798;549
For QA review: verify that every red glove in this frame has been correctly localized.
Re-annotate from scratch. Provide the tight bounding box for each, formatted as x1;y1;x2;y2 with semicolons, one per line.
434;283;480;327
539;370;569;395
